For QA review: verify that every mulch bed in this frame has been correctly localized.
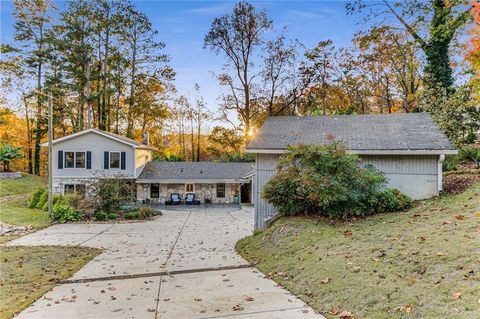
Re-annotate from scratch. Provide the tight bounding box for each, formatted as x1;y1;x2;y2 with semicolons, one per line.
443;173;480;194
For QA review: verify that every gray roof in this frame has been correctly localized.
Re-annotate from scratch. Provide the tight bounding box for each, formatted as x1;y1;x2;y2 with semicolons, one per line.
137;161;254;182
246;113;456;153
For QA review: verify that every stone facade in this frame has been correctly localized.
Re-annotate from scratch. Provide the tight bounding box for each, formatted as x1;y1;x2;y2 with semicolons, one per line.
52;177;95;197
137;182;242;204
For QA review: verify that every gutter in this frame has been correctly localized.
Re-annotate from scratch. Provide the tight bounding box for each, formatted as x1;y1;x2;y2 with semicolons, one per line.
245;148;458;155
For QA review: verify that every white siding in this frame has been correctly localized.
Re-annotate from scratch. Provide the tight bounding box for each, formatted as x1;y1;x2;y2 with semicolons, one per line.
253;153;441;229
361;155;439;199
134;149;153;177
52;131;136;179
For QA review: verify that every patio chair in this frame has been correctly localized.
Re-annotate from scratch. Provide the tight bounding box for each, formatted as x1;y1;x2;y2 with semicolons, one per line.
185;193;200;205
165;193;182;205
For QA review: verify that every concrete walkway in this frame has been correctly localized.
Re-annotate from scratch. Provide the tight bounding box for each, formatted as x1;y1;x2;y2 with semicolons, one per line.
9;207;324;319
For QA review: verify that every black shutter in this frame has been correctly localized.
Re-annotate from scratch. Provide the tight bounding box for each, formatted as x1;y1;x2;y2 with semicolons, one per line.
104;152;109;169
121;151;126;170
86;151;92;169
58;151;63;169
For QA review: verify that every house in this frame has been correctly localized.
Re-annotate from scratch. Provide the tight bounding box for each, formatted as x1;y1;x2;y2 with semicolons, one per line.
246;113;457;229
45;128;254;205
44;128;154;197
136;161;254;204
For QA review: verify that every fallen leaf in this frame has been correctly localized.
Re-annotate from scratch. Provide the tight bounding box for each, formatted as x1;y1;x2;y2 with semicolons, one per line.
244;296;254;302
353;267;361;273
455;215;467;220
193;298;202;302
232;304;244;311
147;308;155;312
329;308;338;315
404;304;412;313
453;292;462;300
338;310;353;318
320;277;330;284
344;230;352;237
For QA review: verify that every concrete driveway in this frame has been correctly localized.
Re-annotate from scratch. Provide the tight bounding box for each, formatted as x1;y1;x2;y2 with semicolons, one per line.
9;207;324;319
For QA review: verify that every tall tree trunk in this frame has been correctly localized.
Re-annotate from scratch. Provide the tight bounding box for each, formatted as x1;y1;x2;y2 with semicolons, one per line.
34;30;43;176
23;96;33;174
190;116;194;161
126;29;137;138
196;121;201;162
100;8;110;131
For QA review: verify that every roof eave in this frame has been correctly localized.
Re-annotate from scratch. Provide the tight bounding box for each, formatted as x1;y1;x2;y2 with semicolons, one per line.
136;178;251;184
246;148;458;155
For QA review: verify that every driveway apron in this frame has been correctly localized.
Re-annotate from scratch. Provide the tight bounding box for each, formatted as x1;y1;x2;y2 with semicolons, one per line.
10;207;324;319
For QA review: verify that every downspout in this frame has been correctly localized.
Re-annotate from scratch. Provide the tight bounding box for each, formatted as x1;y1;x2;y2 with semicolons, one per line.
438;154;445;193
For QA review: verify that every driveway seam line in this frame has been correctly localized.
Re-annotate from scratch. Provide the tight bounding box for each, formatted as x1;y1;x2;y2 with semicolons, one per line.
59;264;253;284
155;211;191;318
77;224;116;247
197;306;310;319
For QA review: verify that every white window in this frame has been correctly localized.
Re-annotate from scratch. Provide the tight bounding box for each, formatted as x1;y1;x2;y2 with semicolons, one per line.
65;151;86;168
64;184;86;198
110;152;120;169
185;183;194;193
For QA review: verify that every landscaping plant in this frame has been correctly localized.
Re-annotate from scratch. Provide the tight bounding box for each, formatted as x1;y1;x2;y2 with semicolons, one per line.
263;142;410;219
52;203;84;223
0;144;23;172
94;212;107;221
92;178;135;212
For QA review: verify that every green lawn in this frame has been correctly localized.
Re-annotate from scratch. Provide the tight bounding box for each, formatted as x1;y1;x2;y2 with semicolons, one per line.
0;246;100;319
0;174;47;198
237;184;480;319
0;200;51;229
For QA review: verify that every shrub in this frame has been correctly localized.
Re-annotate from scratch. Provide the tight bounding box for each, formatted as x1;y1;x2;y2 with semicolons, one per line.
443;155;460;171
371;189;412;214
459;146;480;166
124;211;139;220
92;178;135;212
137;207;153;219
52;204;84;223
28;188;46;208
263;142;395;219
95;212;107;221
107;213;118;220
42;195;63;211
36;191;48;210
63;193;81;209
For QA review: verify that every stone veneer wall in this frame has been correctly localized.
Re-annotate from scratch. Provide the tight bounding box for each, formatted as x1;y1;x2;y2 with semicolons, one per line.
137;183;241;204
52;178;95;197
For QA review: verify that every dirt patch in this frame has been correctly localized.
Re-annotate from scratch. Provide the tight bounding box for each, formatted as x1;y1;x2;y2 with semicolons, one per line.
442;174;480;194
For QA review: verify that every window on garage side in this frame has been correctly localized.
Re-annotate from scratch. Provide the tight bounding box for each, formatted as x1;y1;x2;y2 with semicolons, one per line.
110;152;120;169
150;184;160;198
185;183;194;193
216;183;225;198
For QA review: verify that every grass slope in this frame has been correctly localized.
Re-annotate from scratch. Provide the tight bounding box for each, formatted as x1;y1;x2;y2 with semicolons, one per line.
0;200;50;229
0;174;47;198
0;246;100;319
237;184;480;318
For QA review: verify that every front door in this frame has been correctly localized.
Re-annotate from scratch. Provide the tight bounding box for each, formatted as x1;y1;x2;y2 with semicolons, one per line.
240;182;252;203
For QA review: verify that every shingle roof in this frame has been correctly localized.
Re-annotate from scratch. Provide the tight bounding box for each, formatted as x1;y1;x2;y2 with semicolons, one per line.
246;113;456;153
137;161;255;182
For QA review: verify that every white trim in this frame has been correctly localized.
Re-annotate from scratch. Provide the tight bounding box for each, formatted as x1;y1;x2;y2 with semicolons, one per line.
63;150;87;169
41;128;154;150
246;148;458;155
109;151;121;170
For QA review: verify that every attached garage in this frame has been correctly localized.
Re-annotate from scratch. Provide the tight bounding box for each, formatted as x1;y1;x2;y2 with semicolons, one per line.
246;113;457;229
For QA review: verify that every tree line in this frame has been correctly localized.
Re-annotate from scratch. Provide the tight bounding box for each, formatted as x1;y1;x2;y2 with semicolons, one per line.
1;0;479;175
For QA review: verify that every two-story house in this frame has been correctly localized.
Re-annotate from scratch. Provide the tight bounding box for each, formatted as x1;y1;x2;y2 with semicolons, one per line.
45;129;154;197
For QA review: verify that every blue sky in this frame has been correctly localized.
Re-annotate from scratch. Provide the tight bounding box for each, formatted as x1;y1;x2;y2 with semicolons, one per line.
1;0;361;121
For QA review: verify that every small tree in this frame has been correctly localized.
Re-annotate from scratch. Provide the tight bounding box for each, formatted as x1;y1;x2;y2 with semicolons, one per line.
92;177;135;212
0;144;23;172
263;142;388;219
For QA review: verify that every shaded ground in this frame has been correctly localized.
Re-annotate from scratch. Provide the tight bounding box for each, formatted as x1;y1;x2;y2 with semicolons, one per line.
10;208;323;319
0;246;100;319
236;184;480;319
443;170;480;194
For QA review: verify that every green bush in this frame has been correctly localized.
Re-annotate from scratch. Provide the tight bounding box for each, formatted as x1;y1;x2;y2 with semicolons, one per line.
107;213;118;220
36;191;48;209
262;142;403;219
52;204;84;223
93;179;135;212
28;188;46;208
443;155;460;171
370;189;412;214
41;195;63;211
95;212;107;221
458;146;480;166
124;211;139;220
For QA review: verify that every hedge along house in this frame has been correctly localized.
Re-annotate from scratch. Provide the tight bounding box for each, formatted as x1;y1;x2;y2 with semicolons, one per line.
44;128;154;196
246;113;457;229
136;161;254;204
